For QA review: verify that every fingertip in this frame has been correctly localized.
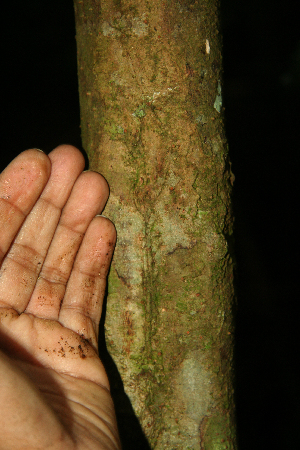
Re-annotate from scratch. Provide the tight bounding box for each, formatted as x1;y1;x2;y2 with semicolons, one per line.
78;171;110;211
81;170;110;194
94;171;110;200
95;215;117;243
0;149;52;201
48;145;85;172
18;148;51;178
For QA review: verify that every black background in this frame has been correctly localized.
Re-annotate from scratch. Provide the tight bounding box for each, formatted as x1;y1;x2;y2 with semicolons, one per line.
1;1;300;448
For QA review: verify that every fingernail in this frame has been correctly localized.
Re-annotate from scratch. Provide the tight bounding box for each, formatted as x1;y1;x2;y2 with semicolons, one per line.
96;214;109;218
34;148;45;153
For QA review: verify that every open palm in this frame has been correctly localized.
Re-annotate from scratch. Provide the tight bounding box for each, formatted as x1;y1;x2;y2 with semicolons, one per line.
0;146;120;449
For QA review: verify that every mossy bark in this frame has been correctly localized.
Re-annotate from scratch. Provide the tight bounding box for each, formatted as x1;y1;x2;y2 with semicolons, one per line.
74;1;237;448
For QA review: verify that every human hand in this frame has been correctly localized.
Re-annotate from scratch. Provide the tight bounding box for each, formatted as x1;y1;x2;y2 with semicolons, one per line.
0;146;121;449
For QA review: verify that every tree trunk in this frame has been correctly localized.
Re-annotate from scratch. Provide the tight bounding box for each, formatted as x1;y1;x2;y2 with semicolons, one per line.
74;1;237;448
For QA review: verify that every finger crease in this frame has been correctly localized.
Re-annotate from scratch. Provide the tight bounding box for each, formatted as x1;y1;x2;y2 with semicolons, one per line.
73;267;107;281
38;271;69;286
58;220;85;237
39;194;64;213
0;196;26;217
61;304;95;321
6;243;44;275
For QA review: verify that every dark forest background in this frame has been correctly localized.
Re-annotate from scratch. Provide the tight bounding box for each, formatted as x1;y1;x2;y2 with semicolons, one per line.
1;1;300;448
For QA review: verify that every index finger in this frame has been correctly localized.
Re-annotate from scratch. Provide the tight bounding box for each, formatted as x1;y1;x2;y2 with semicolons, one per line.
0;149;51;264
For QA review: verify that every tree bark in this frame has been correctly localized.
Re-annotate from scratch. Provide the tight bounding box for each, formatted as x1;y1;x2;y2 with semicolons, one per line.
74;1;237;449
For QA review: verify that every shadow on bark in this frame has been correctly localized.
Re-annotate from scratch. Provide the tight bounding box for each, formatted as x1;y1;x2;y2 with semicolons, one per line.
99;287;151;450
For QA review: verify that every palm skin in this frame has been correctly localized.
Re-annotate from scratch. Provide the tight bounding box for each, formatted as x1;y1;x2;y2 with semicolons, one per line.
0;146;121;449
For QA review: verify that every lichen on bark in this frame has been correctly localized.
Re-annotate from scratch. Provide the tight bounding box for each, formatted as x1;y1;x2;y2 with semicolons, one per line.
74;0;237;448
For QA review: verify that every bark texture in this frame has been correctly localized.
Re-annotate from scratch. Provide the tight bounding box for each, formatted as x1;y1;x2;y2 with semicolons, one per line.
74;1;237;448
